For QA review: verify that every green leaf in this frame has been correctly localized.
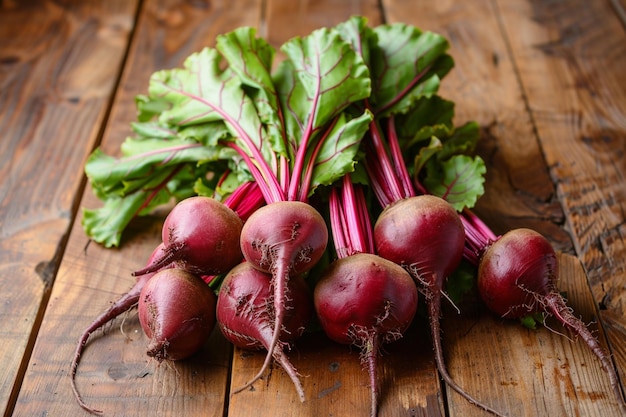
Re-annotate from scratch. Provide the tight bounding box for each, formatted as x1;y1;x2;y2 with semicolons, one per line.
309;110;373;193
85;138;219;197
150;47;281;180
277;27;371;150
135;94;171;122
423;154;486;210
520;313;545;330
216;27;287;156
131;121;177;139
437;121;481;160
82;194;147;248
413;136;444;177
369;24;453;116
334;16;376;67
395;95;455;148
82;172;178;247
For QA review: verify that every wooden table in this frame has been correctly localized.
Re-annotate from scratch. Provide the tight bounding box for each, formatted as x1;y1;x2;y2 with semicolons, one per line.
2;0;625;416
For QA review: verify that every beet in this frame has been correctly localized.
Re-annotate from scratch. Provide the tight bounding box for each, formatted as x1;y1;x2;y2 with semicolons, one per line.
70;243;168;415
374;195;504;416
133;196;243;276
314;253;418;417
478;228;626;411
216;261;313;401
238;201;327;393
138;268;217;362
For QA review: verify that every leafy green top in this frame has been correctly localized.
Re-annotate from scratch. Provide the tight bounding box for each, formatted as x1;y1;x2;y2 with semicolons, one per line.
82;17;485;247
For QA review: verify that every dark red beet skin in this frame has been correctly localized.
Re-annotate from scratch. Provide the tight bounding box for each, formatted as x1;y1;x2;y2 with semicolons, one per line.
138;268;217;362
71;243;168;416
478;228;558;318
314;253;418;346
314;253;418;417
217;262;312;349
373;195;505;417
374;195;465;282
133;196;244;276
240;201;328;276
216;261;312;401
237;201;327;397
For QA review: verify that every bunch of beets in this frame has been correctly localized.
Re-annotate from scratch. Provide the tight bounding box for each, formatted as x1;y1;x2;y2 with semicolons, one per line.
70;16;625;417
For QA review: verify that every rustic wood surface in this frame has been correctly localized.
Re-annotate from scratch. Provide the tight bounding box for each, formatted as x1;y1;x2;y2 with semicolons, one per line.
1;0;624;416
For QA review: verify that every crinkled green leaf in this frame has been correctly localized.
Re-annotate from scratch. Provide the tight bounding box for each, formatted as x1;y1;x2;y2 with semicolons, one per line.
82;193;147;248
86;138;218;197
277;27;371;150
150;47;281;175
176;121;232;147
82;165;194;247
131;121;178;139
413;136;444;177
437;121;481;160
135;94;171;123
309;110;373;193
216;27;287;156
423;154;486;210
369;24;454;116
395;95;455;148
334;16;376;68
149;49;227;126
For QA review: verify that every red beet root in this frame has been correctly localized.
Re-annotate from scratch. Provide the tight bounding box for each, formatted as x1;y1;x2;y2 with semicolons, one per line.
216;261;312;401
70;243;167;415
138;268;217;362
238;201;327;394
133;196;244;277
374;195;504;416
314;253;418;417
478;228;626;411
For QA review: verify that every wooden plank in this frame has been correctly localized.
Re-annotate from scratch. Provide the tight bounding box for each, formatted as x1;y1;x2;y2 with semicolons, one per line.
11;0;264;416
227;319;442;417
0;1;138;416
497;0;626;390
264;0;382;47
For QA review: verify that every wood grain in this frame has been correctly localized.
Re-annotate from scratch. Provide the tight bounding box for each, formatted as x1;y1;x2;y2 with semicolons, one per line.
497;0;626;386
441;254;624;417
382;0;626;415
2;1;625;416
227;319;442;417
223;3;444;416
0;1;138;415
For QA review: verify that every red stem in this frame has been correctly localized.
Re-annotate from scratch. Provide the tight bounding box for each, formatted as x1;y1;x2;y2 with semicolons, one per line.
222;181;265;221
386;116;415;198
459;209;500;266
156;80;284;203
329;175;375;258
297;116;340;202
225;142;284;203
